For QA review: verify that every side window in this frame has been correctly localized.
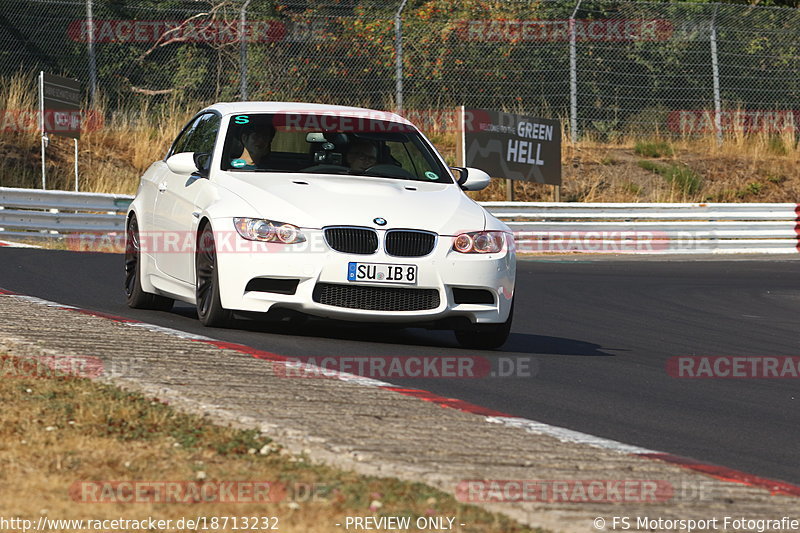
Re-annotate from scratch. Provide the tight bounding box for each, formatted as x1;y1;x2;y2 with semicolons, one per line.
385;140;440;178
385;141;414;171
169;113;221;157
186;114;221;155
170;115;203;156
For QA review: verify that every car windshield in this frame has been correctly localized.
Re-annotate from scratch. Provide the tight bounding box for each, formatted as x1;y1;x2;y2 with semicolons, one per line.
220;113;452;183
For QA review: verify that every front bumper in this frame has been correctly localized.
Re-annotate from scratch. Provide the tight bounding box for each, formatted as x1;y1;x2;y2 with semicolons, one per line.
213;224;515;325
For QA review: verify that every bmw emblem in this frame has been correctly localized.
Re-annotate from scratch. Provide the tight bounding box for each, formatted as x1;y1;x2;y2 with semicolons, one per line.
373;217;387;226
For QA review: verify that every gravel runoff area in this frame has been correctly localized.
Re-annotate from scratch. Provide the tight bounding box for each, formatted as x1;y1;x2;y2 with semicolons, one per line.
0;293;797;533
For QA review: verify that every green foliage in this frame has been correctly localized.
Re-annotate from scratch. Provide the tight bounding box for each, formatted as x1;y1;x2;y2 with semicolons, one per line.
767;136;790;155
591;120;621;142
635;140;674;158
734;182;764;199
622;181;642;195
638;160;701;195
1;0;799;126
214;428;270;456
637;160;662;173
172;47;210;92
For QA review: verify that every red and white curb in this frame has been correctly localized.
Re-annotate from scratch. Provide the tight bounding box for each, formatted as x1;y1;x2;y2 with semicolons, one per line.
0;240;40;248
1;286;799;499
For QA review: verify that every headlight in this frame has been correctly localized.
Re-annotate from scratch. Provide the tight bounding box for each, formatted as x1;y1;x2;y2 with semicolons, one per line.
233;218;306;244
452;231;506;254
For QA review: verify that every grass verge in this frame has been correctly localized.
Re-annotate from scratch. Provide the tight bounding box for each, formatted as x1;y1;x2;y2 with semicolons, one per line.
634;141;674;158
637;160;702;196
0;352;543;533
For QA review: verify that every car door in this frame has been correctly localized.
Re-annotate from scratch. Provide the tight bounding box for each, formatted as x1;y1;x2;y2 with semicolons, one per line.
153;112;220;284
150;114;201;238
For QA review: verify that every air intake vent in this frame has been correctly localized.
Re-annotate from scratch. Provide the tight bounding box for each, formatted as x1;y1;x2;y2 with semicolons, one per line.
452;288;495;305
324;227;378;255
385;230;436;257
313;283;440;311
245;278;299;295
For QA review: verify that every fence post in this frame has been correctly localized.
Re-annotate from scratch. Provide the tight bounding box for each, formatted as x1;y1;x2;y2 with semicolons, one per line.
394;0;409;113
710;5;722;145
74;139;79;192
240;0;251;100
86;0;97;106
39;71;47;191
569;0;582;143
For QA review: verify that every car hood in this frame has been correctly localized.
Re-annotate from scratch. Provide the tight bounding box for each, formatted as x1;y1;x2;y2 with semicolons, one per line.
214;172;488;235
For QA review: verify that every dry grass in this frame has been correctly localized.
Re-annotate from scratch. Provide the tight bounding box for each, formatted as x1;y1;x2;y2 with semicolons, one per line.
465;126;800;203
0;74;193;194
76;97;195;194
2;73;798;201
0;352;541;533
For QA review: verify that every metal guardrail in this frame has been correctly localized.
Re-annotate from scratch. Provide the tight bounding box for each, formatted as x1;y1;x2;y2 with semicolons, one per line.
1;188;798;254
484;201;800;254
0;187;131;241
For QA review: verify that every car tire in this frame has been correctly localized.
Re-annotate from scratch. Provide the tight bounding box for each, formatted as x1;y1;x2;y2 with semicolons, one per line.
125;216;174;311
454;299;513;350
195;225;232;327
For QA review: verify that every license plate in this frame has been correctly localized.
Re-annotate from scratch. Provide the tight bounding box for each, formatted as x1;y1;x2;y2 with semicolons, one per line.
347;262;418;285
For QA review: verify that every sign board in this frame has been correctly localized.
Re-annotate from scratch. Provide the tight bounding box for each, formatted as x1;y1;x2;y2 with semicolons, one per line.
42;73;82;139
460;107;561;185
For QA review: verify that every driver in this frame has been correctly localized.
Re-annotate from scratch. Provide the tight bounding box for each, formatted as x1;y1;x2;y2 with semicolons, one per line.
239;120;276;168
346;140;378;172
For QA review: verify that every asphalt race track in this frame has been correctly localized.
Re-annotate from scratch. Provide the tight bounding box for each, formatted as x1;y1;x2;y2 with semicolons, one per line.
1;247;798;484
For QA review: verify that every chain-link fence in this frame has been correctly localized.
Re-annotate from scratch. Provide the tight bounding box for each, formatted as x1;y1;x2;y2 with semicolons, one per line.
2;0;799;139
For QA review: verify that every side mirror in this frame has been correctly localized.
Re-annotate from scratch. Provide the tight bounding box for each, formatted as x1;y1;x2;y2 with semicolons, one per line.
451;167;491;191
193;152;211;178
166;152;199;175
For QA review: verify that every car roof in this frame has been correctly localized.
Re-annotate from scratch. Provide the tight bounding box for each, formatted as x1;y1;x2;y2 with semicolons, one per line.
204;102;413;126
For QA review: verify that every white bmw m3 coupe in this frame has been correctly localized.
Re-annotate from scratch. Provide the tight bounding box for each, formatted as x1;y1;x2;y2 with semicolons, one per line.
125;102;516;349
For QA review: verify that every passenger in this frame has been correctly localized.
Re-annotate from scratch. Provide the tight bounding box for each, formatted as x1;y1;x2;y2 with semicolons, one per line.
346;140;378;172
